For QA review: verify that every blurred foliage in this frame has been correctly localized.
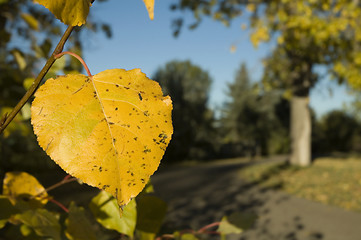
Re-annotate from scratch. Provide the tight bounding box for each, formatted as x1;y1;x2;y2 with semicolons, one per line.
0;172;250;239
153;60;218;162
172;0;361;92
219;63;290;158
0;0;111;175
239;157;361;212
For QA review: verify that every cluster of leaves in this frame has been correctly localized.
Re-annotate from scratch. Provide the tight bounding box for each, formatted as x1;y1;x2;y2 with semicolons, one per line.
0;171;248;240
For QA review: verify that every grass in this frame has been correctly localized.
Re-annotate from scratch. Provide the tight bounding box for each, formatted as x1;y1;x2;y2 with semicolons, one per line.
238;157;361;212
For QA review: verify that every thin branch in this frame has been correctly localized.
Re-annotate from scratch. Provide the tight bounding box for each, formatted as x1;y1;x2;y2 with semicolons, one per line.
54;51;92;77
0;25;75;135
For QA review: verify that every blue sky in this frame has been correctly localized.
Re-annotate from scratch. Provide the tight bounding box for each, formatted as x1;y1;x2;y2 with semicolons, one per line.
84;0;353;118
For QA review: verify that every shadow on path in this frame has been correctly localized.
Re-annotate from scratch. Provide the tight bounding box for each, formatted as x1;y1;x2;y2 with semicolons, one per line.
152;157;361;240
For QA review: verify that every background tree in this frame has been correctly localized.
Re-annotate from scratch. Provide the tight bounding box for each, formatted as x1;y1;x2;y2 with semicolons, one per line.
153;60;217;162
220;62;290;158
171;0;361;166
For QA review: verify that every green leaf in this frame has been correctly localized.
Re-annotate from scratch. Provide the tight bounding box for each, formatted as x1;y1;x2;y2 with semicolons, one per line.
136;195;167;234
66;202;97;240
136;230;156;240
15;209;61;240
0;196;18;228
23;78;34;90
20;224;33;237
217;212;257;236
34;0;91;26
180;233;199;240
173;232;199;240
90;191;137;237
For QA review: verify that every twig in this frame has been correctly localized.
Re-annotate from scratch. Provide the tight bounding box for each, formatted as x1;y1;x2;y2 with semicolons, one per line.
0;25;75;135
31;175;77;199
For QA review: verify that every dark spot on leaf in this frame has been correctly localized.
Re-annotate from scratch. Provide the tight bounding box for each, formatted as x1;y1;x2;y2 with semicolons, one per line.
138;92;143;101
115;107;118;111
143;111;149;116
137;125;140;129
141;179;145;183
106;89;109;92
134;137;138;141
116;84;119;87
109;122;115;125
99;166;102;172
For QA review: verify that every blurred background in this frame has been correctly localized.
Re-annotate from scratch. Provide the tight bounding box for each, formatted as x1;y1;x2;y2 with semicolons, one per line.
2;0;361;239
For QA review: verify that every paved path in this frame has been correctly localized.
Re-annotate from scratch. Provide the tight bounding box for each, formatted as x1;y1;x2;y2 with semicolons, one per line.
152;158;361;240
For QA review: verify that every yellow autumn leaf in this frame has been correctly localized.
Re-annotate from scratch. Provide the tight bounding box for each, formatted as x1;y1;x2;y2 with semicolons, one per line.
142;0;154;20
3;172;48;205
31;69;173;206
33;0;91;26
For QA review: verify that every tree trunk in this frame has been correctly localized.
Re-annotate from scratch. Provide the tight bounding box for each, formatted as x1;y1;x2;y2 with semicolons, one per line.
290;96;311;166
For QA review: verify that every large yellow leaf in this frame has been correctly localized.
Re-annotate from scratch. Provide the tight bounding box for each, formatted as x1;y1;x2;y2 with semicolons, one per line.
31;69;173;206
142;0;155;20
34;0;91;26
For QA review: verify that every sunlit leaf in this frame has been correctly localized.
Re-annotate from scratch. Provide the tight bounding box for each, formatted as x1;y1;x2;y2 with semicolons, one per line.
89;191;137;237
136;195;167;233
33;0;92;26
3;172;48;207
15;209;61;240
65;202;96;240
142;0;154;20
31;69;173;206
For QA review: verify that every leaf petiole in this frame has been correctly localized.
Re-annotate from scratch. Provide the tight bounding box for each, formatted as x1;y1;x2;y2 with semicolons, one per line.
54;51;92;77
